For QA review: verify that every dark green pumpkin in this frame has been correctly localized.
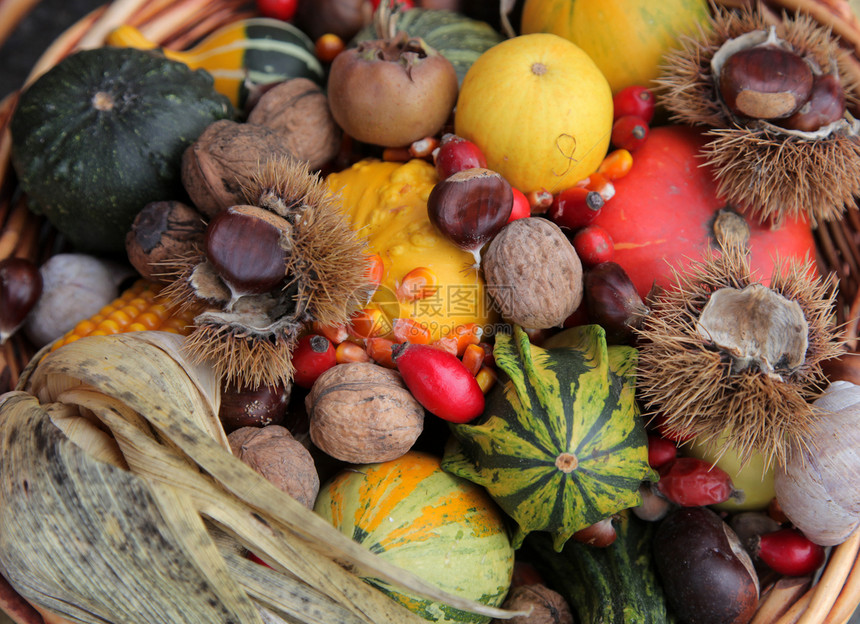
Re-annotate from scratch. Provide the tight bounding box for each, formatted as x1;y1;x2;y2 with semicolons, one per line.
353;9;504;84
442;324;656;551
10;47;234;254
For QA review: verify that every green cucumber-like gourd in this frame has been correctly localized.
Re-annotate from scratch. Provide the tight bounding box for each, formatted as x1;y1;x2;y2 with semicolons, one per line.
10;47;234;254
314;451;514;624
442;324;655;550
353;9;504;84
522;510;672;624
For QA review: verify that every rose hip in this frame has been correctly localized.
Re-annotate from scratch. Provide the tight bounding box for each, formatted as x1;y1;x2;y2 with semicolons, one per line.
292;333;337;388
655;457;735;507
508;187;531;222
572;224;614;267
549;186;604;230
647;434;678;469
612;85;656;123
611;115;650;152
434;133;487;179
392;342;485;423
755;528;826;576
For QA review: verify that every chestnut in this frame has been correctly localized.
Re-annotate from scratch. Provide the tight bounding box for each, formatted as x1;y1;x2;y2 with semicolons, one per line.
219;380;290;433
204;205;291;297
427;167;513;263
0;257;43;343
584;261;649;345
719;45;813;119
780;72;846;132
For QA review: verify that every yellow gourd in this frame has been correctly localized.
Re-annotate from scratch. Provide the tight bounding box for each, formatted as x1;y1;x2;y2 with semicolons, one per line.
326;159;497;343
107;18;323;107
454;33;613;196
520;0;710;94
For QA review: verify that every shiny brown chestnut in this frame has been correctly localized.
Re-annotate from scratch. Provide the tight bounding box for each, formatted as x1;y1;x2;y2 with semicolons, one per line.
0;257;43;344
584;261;649;345
427;167;513;264
205;205;291;297
780;72;846;132
719;45;814;119
219;380;291;433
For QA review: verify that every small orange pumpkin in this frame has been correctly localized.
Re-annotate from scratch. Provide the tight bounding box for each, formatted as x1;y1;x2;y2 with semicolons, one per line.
454;33;613;195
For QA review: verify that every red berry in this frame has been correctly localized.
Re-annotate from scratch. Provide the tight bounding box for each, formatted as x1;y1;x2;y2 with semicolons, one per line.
391;342;484;423
647;434;678;469
292;333;336;388
755;528;826;576
434;134;487;179
612;85;656;123
508;187;531;223
572;225;614;267
256;0;298;20
315;33;345;63
655;457;735;507
611;115;650;151
549;186;604;230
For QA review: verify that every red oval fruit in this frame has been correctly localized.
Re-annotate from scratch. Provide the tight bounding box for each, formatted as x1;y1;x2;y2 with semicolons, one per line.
647;434;678;469
292;333;337;388
611;115;650;151
572;224;614;267
591;125;817;300
391;342;485;423
656;457;735;507
435;133;488;179
613;85;656;123
755;528;826;576
508;187;531;223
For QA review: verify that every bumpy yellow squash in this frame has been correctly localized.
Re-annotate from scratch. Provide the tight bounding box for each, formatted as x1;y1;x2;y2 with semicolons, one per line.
520;0;710;94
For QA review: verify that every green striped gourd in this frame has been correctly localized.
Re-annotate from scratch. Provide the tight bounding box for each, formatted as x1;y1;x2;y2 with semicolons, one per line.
442;324;656;551
107;18;324;108
353;9;504;84
313;451;514;624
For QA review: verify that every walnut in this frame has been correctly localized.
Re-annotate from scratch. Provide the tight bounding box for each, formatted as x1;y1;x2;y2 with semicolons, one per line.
497;584;573;624
247;78;342;171
228;425;319;508
125;201;206;283
482;217;583;329
306;362;424;463
181;119;294;217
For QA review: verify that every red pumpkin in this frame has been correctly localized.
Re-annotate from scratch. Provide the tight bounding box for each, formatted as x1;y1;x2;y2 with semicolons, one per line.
590;125;817;299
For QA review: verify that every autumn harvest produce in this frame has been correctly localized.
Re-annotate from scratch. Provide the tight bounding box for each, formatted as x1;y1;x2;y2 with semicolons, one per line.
1;1;860;624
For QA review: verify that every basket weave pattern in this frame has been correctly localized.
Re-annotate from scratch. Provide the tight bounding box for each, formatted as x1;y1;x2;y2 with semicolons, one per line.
0;0;858;623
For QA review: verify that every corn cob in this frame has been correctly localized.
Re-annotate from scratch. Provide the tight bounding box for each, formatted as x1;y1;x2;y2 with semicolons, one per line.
51;280;196;351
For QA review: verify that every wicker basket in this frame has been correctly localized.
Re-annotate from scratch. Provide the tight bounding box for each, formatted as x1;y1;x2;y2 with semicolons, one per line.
0;0;858;623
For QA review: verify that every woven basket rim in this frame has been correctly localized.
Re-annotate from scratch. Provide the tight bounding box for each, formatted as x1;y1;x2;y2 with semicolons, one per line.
0;1;858;623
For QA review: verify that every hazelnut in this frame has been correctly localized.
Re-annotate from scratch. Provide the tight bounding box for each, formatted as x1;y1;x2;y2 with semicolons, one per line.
427;168;513;262
780;72;846;132
181;120;294;217
718;45;813;119
0;258;42;344
125;201;206;283
482;217;583;329
500;584;573;624
228;425;319;508
247;78;342;171
306;362;424;463
205;205;292;298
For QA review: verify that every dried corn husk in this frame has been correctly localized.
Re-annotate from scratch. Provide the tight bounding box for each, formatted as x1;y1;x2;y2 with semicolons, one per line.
0;332;523;624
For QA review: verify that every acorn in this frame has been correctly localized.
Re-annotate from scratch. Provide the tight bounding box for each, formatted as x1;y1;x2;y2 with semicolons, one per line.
634;221;843;469
655;7;860;225
162;156;373;389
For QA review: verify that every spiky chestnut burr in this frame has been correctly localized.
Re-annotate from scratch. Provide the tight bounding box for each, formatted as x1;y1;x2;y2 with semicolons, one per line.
634;210;843;469
163;156;373;389
654;7;860;225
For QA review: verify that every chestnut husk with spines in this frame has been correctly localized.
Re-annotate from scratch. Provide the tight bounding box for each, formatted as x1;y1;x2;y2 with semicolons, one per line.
655;7;860;225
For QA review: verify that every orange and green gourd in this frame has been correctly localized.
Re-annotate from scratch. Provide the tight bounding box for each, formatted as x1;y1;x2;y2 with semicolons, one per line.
107;18;324;108
314;451;515;624
326;159;497;344
442;324;656;551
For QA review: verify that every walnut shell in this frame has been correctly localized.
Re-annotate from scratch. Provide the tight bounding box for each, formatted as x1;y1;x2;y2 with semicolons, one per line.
181;119;294;218
247;78;342;171
125;201;206;283
228;425;319;508
482;217;583;329
499;584;573;624
306;362;424;463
